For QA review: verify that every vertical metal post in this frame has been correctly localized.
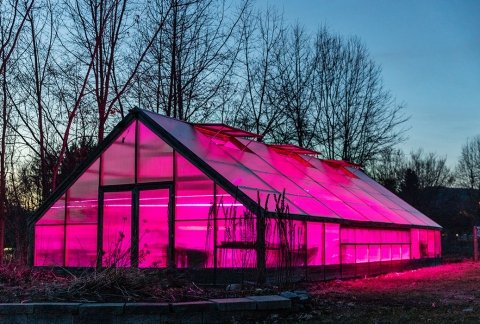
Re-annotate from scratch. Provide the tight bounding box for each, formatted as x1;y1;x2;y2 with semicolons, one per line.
474;226;478;261
256;210;266;285
131;188;139;268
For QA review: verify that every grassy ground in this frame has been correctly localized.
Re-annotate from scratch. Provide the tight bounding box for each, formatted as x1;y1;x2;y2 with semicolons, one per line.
1;261;480;322
292;260;480;323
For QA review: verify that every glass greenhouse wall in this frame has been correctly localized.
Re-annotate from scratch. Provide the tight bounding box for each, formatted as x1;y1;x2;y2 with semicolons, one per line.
32;109;442;280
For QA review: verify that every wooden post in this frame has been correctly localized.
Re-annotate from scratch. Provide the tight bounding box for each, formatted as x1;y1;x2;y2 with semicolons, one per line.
474;226;478;262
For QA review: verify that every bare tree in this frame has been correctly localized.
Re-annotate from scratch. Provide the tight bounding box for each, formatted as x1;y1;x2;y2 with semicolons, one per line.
0;0;34;261
66;0;170;141
228;6;285;138
269;23;316;147
408;149;453;189
457;136;480;190
136;0;247;122
365;147;406;193
311;29;408;165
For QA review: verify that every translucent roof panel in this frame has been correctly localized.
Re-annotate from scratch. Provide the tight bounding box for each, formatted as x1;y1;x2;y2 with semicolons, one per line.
142;110;441;229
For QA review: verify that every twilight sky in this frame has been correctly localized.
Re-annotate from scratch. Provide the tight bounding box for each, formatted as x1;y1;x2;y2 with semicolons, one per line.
261;0;480;166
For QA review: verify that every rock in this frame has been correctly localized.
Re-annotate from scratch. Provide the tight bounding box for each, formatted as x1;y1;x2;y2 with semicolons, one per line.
280;291;300;301
226;283;242;291
463;308;474;312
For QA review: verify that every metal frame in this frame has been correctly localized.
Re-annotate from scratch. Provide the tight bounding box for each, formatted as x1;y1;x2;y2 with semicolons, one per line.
98;182;174;269
29;108;442;269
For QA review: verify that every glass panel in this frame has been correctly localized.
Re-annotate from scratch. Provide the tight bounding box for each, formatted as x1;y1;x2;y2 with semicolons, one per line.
307;222;323;266
411;229;420;259
217;248;256;268
401;244;411;260
175;220;214;268
265;219;305;267
427;230;435;257
37;195;65;225
391;245;402;260
355;245;369;263
419;229;429;257
369;245;381;262
137;122;173;183
139;189;169;268
65;225;97;267
34;225;64;266
325;223;340;264
176;154;214;220
341;245;355;264
102;191;132;267
102;122;136;185
381;245;391;261
67;160;99;224
434;230;441;257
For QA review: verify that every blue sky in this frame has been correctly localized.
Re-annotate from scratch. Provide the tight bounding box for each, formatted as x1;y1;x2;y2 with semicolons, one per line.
261;0;480;166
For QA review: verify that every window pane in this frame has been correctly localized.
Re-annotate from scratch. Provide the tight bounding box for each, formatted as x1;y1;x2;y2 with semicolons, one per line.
65;224;97;267
369;245;381;262
411;229;420;259
175;220;214;268
176;154;214;220
401;244;410;260
37;195;65;225
67;160;99;224
355;245;369;263
34;225;64;266
266;219;305;267
102;122;136;185
434;231;441;257
217;248;256;268
139;189;169;268
381;245;391;261
325;223;340;264
102;191;132;267
137;122;173;183
391;245;402;260
341;245;355;264
307;222;323;266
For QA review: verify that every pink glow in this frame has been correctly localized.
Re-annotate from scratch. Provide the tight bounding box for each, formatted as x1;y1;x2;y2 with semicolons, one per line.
37;195;65;225
307;222;324;266
175;154;215;223
67;159;99;224
217;249;256;268
325;223;340;264
34;113;442;270
266;219;305;268
65;224;97;267
102;191;132;267
102;122;136;185
175;220;214;268
139;189;169;268
34;225;64;266
138;123;173;183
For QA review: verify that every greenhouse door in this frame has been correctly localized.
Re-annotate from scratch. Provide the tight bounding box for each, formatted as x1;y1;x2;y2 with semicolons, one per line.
99;185;172;268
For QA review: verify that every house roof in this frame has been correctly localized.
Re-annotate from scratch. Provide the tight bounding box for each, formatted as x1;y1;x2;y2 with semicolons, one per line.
31;108;441;230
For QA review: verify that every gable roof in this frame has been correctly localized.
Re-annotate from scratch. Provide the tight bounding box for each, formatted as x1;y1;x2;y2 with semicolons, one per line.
31;108;441;230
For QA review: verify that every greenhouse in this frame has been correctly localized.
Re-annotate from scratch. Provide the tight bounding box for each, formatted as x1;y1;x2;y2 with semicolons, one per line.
30;108;441;281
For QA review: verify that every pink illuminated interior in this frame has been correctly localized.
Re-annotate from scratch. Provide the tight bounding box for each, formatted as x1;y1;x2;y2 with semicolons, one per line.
34;112;442;270
139;189;169;268
102;191;132;267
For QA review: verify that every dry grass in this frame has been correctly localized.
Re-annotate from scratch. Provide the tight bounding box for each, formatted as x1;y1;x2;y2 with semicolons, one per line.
1;261;480;323
295;260;480;323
